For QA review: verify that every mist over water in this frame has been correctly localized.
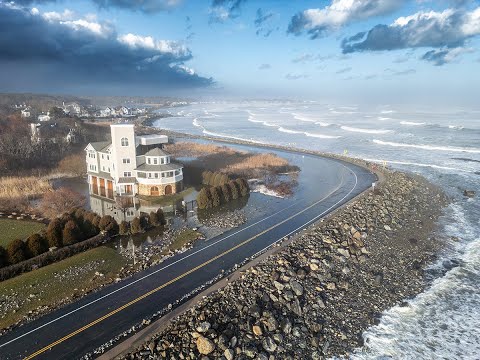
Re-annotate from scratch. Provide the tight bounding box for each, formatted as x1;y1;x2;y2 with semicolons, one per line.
154;101;480;359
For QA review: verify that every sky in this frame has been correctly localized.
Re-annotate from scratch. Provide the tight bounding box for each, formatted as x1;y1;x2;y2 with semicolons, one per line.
0;0;479;106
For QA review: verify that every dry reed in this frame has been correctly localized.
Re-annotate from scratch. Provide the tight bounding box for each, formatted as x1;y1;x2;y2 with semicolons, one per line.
225;153;289;172
165;142;238;157
0;176;53;199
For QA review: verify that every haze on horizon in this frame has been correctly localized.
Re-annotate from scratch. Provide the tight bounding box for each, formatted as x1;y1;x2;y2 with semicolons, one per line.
0;0;479;107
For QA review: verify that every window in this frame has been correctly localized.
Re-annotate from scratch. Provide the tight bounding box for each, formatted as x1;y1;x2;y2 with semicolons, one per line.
107;155;109;160
121;137;129;146
123;171;132;177
122;158;130;164
148;173;152;178
102;166;105;171
89;164;97;171
147;158;151;164
154;173;159;178
101;154;104;159
153;158;158;165
161;158;164;164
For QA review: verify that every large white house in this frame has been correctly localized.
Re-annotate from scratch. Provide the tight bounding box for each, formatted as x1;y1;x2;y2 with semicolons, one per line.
85;124;183;199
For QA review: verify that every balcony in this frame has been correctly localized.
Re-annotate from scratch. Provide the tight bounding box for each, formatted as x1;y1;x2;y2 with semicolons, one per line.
136;173;183;185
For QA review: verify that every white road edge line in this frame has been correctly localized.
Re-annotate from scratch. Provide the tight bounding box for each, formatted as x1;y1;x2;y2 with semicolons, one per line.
0;162;359;349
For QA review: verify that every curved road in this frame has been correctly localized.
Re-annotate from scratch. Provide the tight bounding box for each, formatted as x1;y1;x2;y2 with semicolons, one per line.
0;151;376;360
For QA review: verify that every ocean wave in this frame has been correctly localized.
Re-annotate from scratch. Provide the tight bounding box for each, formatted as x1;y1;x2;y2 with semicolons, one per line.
192;118;201;127
201;129;262;144
380;110;395;114
377;117;391;121
304;132;341;139
400;121;427;126
448;125;465;130
292;113;317;123
248;116;278;128
278;127;303;134
247;116;265;123
363;158;471;173
373;140;480;153
315;121;331;127
341;126;392;134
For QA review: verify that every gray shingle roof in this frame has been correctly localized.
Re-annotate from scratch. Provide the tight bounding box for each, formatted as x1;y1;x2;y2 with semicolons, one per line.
135;163;183;172
118;177;137;184
144;147;169;157
89;141;111;152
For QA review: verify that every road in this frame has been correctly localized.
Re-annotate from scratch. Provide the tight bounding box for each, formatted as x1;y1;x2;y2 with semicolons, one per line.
0;151;376;360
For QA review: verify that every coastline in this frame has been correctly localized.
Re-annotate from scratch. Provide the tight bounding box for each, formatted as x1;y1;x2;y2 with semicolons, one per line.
109;125;449;359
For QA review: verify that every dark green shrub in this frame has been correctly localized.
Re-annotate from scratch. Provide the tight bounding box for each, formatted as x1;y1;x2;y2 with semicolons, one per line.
156;208;166;226
149;211;160;226
140;214;150;229
0;246;7;267
62;220;80;245
197;188;213;209
7;239;27;264
220;184;231;203
228;180;239;200
46;218;63;248
210;187;221;207
119;221;129;235
202;171;213;185
99;215;119;235
131;217;142;234
26;233;48;257
236;178;249;197
213;173;223;186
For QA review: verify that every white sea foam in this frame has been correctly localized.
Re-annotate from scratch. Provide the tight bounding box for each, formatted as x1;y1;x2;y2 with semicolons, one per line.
377;117;391;121
192;118;201;127
381;110;395;114
278;127;303;134
400;121;426;126
292;113;316;123
315;121;331;127
304;132;341;139
373;140;480;153
362;158;471;173
202;129;262;144
341;126;392;134
248;116;265;123
449;125;465;130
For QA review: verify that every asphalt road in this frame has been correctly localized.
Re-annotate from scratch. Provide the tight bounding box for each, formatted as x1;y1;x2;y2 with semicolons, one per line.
0;152;376;360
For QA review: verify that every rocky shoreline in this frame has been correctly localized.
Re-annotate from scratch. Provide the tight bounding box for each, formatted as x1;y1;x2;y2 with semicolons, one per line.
121;169;448;359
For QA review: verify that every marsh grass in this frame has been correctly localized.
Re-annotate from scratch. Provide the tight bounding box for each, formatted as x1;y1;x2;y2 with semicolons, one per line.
0;176;52;200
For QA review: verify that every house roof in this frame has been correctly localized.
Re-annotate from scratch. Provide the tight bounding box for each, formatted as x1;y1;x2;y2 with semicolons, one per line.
144;147;169;157
89;141;111;152
118;177;137;184
135;162;182;172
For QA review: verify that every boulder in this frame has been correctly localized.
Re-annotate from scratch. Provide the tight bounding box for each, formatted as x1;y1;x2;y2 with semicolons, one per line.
196;336;215;355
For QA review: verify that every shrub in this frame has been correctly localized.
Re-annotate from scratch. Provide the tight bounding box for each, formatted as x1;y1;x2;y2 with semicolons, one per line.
0;246;7;268
119;220;129;235
228;180;239;200
213;173;223;186
149;211;160;226
140;214;150;229
46;218;63;248
26;233;48;257
236;178;249;197
197;188;213;209
99;215;119;235
202;171;213;185
156;208;166;226
220;184;231;203
131;217;142;234
39;187;86;219
62;220;80;245
210;187;221;207
7;239;27;264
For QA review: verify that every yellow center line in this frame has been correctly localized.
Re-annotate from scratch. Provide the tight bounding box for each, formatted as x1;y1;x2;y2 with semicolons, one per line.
24;173;347;360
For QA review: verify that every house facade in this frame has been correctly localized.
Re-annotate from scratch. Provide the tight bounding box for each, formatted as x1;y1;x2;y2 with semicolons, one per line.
85;124;183;200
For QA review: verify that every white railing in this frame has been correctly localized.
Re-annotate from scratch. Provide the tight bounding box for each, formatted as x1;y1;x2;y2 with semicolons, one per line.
136;174;183;185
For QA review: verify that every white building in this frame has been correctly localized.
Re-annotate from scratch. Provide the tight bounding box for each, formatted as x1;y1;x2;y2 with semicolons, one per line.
38;112;50;122
85;124;183;200
21;109;31;118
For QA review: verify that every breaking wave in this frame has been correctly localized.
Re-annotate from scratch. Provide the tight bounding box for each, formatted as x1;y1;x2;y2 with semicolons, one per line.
201;129;262;144
362;158;471;173
278;127;303;134
315;121;331;127
400;121;427;126
192;118;201;127
292;113;317;123
341;126;392;134
304;132;341;139
377;117;391;121
373;140;480;153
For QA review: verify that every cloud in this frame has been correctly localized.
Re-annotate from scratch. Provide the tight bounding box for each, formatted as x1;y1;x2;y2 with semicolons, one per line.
384;68;417;75
342;7;480;64
288;0;404;39
336;66;352;74
0;2;212;93
285;73;309;80
422;47;475;65
258;63;271;70
209;0;246;23
254;8;276;36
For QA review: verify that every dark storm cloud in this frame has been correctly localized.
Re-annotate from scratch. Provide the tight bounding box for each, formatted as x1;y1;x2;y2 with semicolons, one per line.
0;3;212;93
341;7;480;65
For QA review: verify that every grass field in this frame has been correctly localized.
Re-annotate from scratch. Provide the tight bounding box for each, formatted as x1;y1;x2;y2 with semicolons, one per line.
0;218;45;247
0;246;126;330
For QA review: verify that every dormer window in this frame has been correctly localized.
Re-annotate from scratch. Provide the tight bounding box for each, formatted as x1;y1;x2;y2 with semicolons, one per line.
121;137;129;147
153;158;158;165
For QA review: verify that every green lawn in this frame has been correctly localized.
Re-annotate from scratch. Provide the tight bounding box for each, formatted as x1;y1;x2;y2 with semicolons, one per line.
0;218;45;247
138;187;195;207
0;246;126;330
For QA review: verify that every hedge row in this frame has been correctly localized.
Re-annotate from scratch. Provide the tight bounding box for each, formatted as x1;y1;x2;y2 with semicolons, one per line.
0;208;119;269
118;208;166;235
197;178;250;210
202;171;230;187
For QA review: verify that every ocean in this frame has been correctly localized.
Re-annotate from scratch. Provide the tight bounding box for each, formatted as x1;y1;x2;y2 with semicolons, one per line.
152;100;480;359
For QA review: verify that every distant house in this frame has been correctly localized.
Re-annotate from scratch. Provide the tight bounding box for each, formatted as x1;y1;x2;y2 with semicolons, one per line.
63;102;82;115
38;112;50;122
85;123;183;199
21;109;31;118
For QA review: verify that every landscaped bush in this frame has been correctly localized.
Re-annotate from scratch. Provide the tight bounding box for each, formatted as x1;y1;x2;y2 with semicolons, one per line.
197;188;213;209
26;233;48;257
156;208;166;226
236;178;250;197
46;218;63;248
202;171;213;185
99;215;119;235
62;220;80;245
210;187;221;207
131;217;142;234
119;221;129;235
220;184;231;203
149;211;160;226
228;180;239;200
6;239;27;265
202;170;230;187
0;246;7;267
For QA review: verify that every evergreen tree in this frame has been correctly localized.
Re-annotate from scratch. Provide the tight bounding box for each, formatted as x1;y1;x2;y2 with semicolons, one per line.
46;218;63;248
131;217;142;234
220;183;231;203
26;233;48;257
7;239;27;264
62;220;80;245
99;215;119;235
0;246;8;268
228;180;239;200
149;211;160;226
210;186;221;207
197;187;213;209
156;208;166;226
236;178;249;197
119;221;129;235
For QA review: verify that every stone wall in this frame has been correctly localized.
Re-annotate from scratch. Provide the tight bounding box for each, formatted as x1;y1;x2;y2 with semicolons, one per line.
137;181;181;197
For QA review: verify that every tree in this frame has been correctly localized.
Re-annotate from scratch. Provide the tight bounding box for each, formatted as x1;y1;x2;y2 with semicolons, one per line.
213;173;223;186
49;106;65;119
156;208;166;226
0;246;7;268
7;239;27;264
220;184;231;203
26;233;48;257
131;217;142;234
39;187;86;219
149;211;160;226
220;174;230;185
99;215;119;235
140;214;150;229
202;171;213;185
228;180;239;200
46;218;63;248
197;188;213;209
62;220;80;245
236;178;249;197
115;196;133;221
119;221;129;235
210;187;221;207
82;212;99;238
